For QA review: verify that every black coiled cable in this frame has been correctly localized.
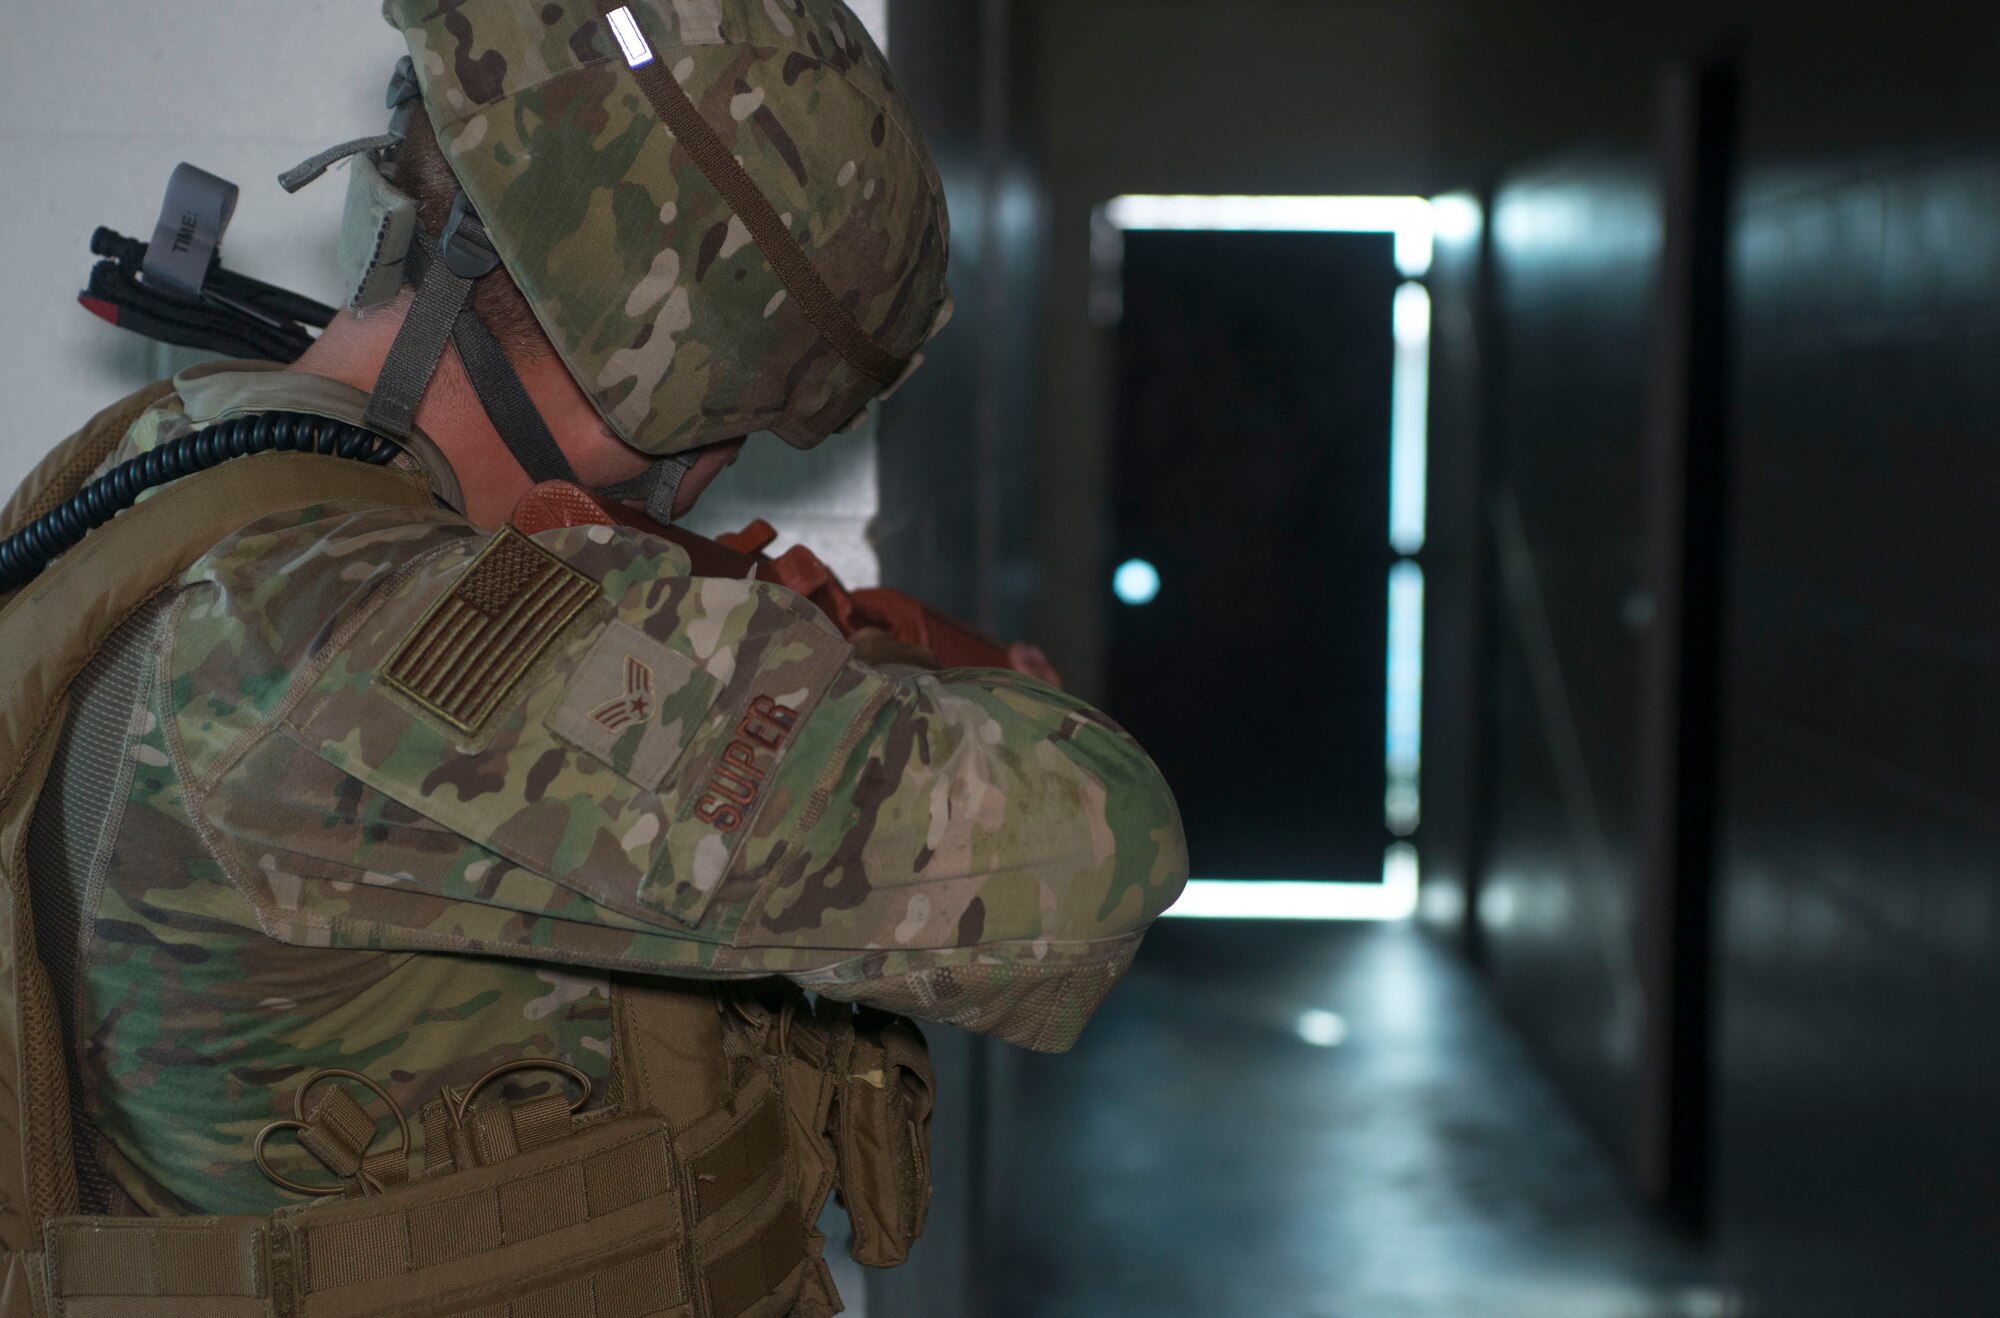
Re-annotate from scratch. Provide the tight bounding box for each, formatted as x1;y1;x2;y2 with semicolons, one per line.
0;411;402;593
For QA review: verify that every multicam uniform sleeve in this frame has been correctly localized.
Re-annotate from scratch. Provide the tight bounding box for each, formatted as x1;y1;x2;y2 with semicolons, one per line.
181;510;1188;1053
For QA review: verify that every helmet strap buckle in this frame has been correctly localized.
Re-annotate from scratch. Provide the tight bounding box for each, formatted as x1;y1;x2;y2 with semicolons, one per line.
440;193;501;281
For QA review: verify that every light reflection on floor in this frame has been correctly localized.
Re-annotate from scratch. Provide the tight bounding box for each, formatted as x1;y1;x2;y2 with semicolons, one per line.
986;921;1721;1318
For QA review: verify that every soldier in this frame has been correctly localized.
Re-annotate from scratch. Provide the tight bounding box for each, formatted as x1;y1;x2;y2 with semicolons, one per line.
0;0;1185;1312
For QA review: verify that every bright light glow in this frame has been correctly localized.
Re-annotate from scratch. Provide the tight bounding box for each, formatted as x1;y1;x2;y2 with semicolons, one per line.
1674;1288;1743;1318
1431;192;1484;247
1419;878;1467;926
1295;1010;1350;1048
1385;562;1425;836
1088;207;1126;326
1103;195;1435;278
1166;845;1420;923
1392;281;1432;347
1390;282;1431;555
1396;226;1435;281
605;7;655;67
1479;882;1518;930
1113;558;1161;606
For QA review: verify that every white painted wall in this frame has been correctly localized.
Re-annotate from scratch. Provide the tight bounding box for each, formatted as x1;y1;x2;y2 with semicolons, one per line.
0;1;393;482
848;0;889;51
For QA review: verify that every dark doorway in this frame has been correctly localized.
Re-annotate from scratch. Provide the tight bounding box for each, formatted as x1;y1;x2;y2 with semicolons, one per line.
1109;230;1401;882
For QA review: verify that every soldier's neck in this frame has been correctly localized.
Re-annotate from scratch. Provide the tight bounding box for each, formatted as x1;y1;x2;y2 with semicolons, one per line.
290;300;652;529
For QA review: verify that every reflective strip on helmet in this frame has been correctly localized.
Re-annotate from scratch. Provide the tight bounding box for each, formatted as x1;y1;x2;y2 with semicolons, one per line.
605;6;656;68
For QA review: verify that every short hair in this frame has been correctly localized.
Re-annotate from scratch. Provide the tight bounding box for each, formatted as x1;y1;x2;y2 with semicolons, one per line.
393;107;551;354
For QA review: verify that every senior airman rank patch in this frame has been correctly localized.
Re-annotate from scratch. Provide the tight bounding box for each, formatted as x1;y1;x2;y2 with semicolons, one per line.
548;621;719;790
384;527;599;734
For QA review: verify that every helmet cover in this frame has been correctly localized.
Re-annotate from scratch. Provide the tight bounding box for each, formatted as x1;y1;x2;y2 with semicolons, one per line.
381;0;951;456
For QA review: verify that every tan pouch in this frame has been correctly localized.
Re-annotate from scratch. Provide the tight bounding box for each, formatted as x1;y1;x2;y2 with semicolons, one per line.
771;1000;848;1235
835;1010;935;1269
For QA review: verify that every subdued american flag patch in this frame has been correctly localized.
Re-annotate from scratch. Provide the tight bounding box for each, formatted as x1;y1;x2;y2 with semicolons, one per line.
384;527;599;735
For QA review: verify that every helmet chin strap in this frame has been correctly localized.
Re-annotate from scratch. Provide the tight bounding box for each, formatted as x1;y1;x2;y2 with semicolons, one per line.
601;451;702;525
359;190;702;522
290;65;580;488
286;59;707;523
361;195;581;489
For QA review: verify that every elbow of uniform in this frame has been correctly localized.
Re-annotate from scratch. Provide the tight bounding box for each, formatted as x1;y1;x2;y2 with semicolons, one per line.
877;753;1185;1055
1127;751;1189;927
1147;789;1191;924
1003;759;1184;1054
1044;731;1189;945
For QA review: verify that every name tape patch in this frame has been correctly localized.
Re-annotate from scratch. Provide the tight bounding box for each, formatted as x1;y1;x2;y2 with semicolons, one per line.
691;694;803;833
671;620;851;841
635;620;852;923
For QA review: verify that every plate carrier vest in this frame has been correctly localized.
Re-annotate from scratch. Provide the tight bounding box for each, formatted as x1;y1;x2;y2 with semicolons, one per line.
0;384;935;1317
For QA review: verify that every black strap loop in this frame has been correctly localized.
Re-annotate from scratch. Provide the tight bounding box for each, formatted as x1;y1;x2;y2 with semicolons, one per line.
451;305;579;485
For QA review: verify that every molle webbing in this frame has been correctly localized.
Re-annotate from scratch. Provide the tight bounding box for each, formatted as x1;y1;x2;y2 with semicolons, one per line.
40;1081;809;1318
590;0;909;391
419;1090;578;1176
45;1218;268;1317
272;1116;690;1310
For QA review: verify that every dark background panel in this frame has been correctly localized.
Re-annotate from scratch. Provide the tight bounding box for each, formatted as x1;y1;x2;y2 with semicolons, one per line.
878;0;1045;640
1432;3;2000;1310
1109;230;1398;882
1475;154;1665;1170
873;3;2000;1314
1024;0;1460;701
1713;10;2000;1301
1419;192;1497;954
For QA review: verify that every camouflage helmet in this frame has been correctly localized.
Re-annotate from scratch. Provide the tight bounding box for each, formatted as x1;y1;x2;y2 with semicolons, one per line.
379;0;952;457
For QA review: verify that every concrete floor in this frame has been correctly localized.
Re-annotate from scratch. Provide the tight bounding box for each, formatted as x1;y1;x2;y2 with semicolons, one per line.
985;920;1725;1318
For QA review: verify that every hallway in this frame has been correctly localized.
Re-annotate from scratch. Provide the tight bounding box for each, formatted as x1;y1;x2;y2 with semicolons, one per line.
987;921;1721;1318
